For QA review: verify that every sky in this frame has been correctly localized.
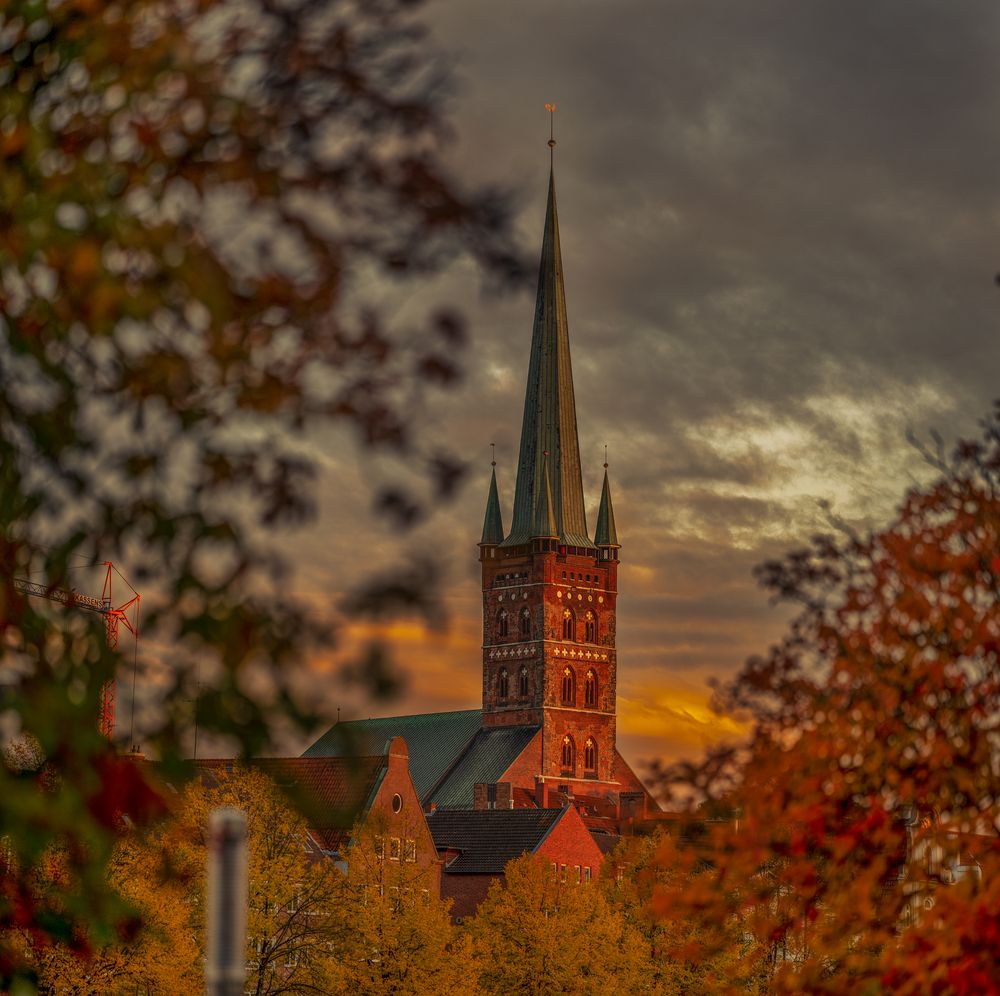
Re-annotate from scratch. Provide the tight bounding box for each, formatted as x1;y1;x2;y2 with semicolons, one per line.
283;0;1000;774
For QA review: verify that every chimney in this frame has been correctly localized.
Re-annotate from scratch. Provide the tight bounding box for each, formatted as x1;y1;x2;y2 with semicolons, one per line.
535;776;549;809
474;782;512;810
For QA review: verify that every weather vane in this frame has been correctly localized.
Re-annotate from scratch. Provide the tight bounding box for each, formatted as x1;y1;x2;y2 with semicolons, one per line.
490;442;496;468
604;444;608;470
545;102;556;154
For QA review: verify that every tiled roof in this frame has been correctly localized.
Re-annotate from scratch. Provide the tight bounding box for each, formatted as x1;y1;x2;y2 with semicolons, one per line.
428;724;540;810
195;756;386;851
427;807;565;874
591;830;620;856
302;710;482;801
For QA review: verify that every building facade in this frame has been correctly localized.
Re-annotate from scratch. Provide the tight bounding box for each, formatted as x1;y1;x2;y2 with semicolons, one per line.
305;150;656;835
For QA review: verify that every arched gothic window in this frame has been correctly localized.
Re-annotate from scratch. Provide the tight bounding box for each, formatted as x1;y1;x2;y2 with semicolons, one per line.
561;735;575;771
519;606;531;639
519;665;529;698
584;737;597;772
497;609;509;639
561;666;575;705
584;669;597;707
562;608;575;641
584;610;597;643
497;668;509;700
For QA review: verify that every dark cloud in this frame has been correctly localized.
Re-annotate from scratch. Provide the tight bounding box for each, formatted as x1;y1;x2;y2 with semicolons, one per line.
291;0;1000;766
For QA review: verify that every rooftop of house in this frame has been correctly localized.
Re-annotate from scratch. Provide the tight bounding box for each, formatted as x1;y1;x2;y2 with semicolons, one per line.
427;724;539;810
195;754;388;853
426;806;568;874
302;709;482;801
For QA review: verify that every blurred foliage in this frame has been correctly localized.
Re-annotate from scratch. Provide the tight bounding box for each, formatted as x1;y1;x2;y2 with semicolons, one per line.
0;0;524;984
653;405;1000;992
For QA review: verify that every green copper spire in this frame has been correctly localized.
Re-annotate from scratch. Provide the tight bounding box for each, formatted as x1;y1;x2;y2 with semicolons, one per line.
503;160;591;548
480;462;505;545
594;465;619;548
532;453;558;539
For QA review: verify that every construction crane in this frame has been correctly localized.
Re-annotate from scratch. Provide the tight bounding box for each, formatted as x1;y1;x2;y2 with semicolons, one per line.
12;562;140;740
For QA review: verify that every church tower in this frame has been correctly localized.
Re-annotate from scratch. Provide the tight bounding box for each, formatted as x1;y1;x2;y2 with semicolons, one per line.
478;147;622;789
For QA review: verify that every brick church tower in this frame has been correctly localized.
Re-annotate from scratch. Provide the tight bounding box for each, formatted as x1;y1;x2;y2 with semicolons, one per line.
478;153;622;790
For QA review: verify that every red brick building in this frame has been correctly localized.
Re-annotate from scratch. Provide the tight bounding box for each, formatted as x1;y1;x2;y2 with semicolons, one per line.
304;150;659;867
427;803;604;919
198;736;440;892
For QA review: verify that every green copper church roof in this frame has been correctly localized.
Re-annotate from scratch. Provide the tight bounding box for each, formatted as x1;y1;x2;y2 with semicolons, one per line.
502;167;591;548
302;709;482;801
427;724;541;810
594;468;619;547
480;466;505;545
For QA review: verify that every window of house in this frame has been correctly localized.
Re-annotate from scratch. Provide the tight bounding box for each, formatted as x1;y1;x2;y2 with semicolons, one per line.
584;737;597;772
584;866;592;883
497;609;509;638
561;734;575;770
374;836;385;861
520;606;531;638
560;864;567;883
392;793;402;814
389;837;401;861
498;667;509;700
551;862;558;877
584;669;597;707
562;608;574;641
519;665;529;698
584;610;597;643
404;839;416;863
561;666;575;705
574;865;581;884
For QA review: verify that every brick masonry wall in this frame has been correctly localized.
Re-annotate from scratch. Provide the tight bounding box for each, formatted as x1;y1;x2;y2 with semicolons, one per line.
536;806;605;880
369;737;442;895
440;872;500;920
497;730;542;791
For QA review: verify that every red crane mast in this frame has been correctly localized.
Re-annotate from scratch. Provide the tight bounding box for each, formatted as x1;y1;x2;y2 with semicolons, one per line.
12;562;140;740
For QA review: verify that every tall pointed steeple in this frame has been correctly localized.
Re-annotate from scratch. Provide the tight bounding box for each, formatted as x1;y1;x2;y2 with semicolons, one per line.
594;465;619;549
503;148;590;548
480;461;505;545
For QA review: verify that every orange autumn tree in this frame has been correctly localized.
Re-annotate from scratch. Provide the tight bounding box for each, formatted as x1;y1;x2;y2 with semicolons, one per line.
656;408;1000;993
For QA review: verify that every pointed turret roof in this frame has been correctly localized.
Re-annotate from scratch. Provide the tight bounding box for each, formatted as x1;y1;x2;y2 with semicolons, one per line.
594;468;619;547
532;454;558;539
480;466;505;545
503;165;591;548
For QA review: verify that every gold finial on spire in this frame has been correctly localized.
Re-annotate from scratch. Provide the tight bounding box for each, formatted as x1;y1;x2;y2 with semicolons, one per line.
545;103;556;155
490;442;496;468
604;444;608;470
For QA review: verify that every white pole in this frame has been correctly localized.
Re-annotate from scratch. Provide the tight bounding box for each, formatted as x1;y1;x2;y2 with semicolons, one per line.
205;807;248;996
